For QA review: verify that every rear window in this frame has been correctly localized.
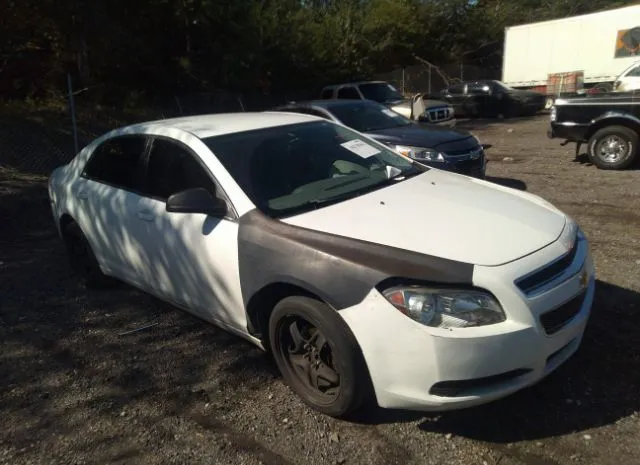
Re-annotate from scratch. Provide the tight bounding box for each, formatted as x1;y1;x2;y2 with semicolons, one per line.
358;83;403;103
82;135;147;191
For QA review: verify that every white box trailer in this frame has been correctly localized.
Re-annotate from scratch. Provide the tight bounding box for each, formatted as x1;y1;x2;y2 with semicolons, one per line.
502;5;640;91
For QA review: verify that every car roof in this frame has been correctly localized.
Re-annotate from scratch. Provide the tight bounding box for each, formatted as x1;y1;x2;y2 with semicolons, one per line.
279;99;379;109
321;81;390;90
121;112;320;139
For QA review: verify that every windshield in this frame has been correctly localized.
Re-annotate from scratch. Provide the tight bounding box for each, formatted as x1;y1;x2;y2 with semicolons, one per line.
491;81;514;91
329;101;413;132
358;83;404;103
203;121;425;218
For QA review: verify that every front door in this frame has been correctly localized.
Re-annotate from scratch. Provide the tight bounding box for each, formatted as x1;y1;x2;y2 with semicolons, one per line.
138;136;247;331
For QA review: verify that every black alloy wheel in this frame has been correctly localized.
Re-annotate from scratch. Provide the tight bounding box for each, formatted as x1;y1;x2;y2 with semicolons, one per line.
268;296;371;418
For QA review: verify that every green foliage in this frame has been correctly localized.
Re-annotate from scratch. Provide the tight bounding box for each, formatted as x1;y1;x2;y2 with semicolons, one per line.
0;0;633;102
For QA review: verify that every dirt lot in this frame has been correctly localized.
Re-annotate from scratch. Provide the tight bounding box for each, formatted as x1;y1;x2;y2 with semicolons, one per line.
1;109;639;465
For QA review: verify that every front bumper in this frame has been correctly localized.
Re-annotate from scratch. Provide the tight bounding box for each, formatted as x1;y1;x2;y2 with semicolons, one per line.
548;122;589;142
339;231;594;411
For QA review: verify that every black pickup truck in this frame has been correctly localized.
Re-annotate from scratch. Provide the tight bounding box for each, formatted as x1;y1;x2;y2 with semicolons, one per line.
548;91;640;170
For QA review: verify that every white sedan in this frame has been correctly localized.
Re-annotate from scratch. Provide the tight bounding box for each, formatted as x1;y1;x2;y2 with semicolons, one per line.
48;112;595;418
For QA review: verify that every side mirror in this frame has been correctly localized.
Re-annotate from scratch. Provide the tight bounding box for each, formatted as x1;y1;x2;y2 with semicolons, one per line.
166;187;228;217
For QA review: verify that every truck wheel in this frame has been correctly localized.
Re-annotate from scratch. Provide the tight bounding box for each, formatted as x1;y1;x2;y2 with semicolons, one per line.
588;125;639;170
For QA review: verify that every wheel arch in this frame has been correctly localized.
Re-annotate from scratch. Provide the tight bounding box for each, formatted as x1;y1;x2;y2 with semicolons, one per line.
586;114;640;141
245;282;324;345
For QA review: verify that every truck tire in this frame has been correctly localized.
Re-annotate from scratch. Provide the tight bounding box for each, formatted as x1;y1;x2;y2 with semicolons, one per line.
587;125;639;170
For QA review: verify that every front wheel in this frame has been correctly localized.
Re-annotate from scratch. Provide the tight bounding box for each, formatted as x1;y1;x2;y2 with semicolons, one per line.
268;296;371;418
587;125;639;170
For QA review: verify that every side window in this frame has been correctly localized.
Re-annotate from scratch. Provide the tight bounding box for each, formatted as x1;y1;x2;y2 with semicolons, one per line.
320;88;334;99
447;85;463;95
146;138;217;200
467;83;491;95
337;87;361;99
83;135;147;191
626;65;640;77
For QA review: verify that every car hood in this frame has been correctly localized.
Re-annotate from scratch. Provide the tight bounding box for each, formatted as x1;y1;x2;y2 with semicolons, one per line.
282;169;566;266
365;124;474;150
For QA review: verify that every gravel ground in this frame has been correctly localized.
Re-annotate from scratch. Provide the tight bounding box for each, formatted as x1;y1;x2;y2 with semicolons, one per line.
1;112;639;465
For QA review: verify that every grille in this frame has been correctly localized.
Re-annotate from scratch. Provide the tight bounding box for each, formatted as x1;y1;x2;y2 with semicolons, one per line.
453;157;483;174
515;242;578;295
426;106;453;123
540;291;585;335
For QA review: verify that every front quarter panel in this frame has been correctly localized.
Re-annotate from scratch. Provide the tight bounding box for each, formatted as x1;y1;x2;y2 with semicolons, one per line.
237;209;474;311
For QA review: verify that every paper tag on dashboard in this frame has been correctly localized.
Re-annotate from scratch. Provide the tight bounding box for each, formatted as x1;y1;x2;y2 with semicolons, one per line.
382;108;398;117
340;139;381;158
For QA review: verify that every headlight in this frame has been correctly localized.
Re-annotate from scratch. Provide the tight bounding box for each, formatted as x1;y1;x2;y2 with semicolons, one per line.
559;216;579;253
550;106;557;122
395;145;445;162
383;286;505;328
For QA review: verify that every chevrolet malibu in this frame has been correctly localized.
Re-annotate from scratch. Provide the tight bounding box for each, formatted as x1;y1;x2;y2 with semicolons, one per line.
48;112;595;418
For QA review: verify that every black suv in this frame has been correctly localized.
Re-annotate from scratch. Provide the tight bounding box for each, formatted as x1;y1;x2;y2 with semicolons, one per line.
548;91;640;170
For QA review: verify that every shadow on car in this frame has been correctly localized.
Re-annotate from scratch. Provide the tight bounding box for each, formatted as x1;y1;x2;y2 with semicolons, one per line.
353;280;640;442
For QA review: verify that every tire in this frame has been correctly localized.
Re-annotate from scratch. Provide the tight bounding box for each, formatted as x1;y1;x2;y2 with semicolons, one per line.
268;296;371;418
63;222;111;288
587;125;639;170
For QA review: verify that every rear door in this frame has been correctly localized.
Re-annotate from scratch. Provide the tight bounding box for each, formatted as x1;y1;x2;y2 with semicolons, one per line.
77;134;152;286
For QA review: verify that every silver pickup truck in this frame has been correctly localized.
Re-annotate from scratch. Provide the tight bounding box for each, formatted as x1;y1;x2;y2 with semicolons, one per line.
319;81;456;126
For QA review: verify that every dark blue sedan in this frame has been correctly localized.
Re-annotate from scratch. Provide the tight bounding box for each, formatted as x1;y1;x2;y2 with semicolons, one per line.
273;100;486;178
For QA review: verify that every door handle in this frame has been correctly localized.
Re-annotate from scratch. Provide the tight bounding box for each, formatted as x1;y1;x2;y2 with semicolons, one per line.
137;210;155;222
77;190;88;200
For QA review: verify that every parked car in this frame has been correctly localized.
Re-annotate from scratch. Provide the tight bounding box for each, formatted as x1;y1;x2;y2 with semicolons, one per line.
319;80;455;125
439;80;546;118
273;99;486;178
613;60;640;92
49;112;595;418
548;91;640;170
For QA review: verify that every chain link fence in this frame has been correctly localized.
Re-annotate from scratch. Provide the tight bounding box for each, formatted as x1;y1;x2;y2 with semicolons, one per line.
375;62;501;97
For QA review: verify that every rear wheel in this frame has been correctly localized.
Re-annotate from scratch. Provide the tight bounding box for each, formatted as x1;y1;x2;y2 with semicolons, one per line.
587;125;639;170
63;221;111;288
269;296;371;418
